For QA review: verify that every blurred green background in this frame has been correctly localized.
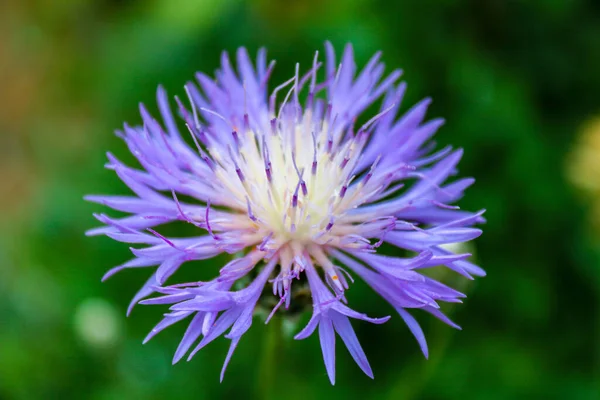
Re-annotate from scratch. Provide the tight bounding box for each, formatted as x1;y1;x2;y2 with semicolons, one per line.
1;0;599;399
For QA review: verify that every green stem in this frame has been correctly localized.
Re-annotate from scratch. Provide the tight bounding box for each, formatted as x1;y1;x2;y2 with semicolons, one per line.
257;316;282;400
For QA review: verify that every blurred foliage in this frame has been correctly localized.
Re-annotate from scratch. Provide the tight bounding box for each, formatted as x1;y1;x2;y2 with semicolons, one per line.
1;0;599;399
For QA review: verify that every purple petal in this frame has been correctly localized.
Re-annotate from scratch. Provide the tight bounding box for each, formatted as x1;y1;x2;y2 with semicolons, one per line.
188;308;242;360
143;311;192;344
173;313;205;363
225;304;255;339
101;257;157;281
334;303;391;325
294;313;320;340
127;273;158;316
156;257;185;285
396;308;428;359
220;337;241;382
431;246;486;277
319;317;336;385
140;292;194;306
331;313;373;379
170;294;234;312
84;195;173;214
157;85;181;139
422;306;462;330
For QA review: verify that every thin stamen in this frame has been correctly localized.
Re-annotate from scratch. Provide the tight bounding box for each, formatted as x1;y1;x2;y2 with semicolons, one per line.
184;85;202;131
204;201;222;242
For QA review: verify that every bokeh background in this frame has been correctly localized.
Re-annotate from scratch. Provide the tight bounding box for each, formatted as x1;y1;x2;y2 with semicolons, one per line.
1;0;599;399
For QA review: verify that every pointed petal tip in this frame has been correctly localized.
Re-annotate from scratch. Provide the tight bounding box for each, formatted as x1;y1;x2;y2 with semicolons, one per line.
172;353;184;365
138;102;148;116
470;228;484;239
473;269;487;278
100;271;113;282
392;68;404;79
377;315;392;324
155;275;167;286
101;265;125;282
420;97;433;107
431;117;446;127
172;345;189;365
187;341;205;361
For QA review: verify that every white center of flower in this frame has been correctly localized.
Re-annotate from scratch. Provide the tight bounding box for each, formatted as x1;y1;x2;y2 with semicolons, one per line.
210;109;365;248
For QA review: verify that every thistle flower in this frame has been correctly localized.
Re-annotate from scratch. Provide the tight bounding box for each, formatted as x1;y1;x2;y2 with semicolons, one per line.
86;43;485;384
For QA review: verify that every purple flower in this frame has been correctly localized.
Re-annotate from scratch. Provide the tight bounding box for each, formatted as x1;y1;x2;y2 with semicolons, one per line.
87;42;485;384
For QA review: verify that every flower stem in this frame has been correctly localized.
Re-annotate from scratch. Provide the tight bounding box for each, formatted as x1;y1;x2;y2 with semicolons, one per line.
257;316;282;400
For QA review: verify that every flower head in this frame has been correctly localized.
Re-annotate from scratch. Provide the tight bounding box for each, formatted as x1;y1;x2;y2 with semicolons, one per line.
87;43;485;384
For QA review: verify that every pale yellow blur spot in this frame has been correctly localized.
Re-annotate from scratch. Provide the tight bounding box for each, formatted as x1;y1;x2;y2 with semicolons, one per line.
567;116;600;233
